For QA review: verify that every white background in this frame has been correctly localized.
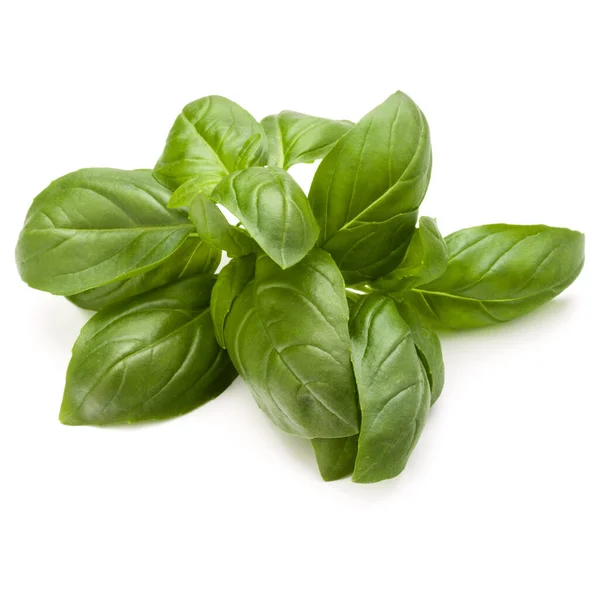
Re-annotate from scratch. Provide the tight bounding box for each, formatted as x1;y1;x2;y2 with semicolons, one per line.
1;1;599;598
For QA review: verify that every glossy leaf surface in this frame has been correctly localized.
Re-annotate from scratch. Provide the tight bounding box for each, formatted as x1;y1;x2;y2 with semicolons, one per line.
69;236;220;310
308;91;432;283
373;216;448;294
154;95;268;191
16;169;193;296
350;294;430;483
224;250;359;438
213;166;319;269
61;275;236;425
261;111;353;169
210;255;256;348
404;224;585;329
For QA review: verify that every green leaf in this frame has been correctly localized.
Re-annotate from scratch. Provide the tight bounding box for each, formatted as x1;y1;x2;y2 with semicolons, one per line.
210;255;256;348
350;294;431;483
69;237;221;311
213;166;319;269
404;224;585;329
395;300;444;404
15;169;194;296
224;250;359;439
260;111;353;169
167;175;210;208
60;275;236;425
154;95;268;191
308;91;432;283
188;190;257;258
312;435;359;482
372;216;448;294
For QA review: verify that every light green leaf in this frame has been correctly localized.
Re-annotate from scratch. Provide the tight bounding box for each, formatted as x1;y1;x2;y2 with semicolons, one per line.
154;95;268;192
15;168;193;296
213;166;319;269
224;250;359;439
404;224;585;329
60;275;237;425
261;111;353;169
308;91;432;283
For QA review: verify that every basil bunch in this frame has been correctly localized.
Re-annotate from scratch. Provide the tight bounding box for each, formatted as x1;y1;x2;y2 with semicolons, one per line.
15;92;585;484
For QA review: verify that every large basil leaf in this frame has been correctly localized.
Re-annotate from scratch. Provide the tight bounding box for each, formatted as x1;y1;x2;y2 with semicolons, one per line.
308;91;432;283
224;250;359;438
210;255;256;348
212;166;319;269
69;236;220;311
188;191;256;258
154;95;268;191
350;294;431;483
260;111;353;169
312;435;359;482
16;168;193;296
404;224;585;329
60;275;236;425
373;216;448;294
395;300;444;404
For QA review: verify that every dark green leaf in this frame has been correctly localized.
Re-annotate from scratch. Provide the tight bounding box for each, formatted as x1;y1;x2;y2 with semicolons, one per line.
404;224;585;329
261;111;353;169
308;91;432;283
15;168;193;296
69;237;221;311
60;275;236;425
224;250;359;438
188;190;257;257
373;216;448;294
312;435;358;482
350;294;430;483
210;255;256;348
154;95;268;191
213;166;319;269
395;300;444;404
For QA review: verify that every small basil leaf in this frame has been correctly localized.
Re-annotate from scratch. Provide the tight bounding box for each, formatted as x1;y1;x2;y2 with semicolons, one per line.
167;175;208;208
224;250;359;438
351;294;431;483
213;166;319;269
69;237;220;311
210;255;256;348
154;95;268;191
395;300;444;404
404;224;585;329
15;169;194;296
188;191;257;257
373;216;448;294
308;91;432;283
260;111;353;169
312;435;359;482
60;275;236;425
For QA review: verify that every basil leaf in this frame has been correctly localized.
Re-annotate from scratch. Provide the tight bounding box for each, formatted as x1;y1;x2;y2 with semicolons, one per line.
395;300;444;404
213;166;319;269
210;255;256;348
260;111;353;169
350;294;431;483
154;95;268;191
372;216;448;294
60;275;236;425
15;168;194;296
188;191;257;258
69;237;220;311
224;250;359;438
404;224;585;329
312;435;359;482
167;175;209;208
308;91;432;283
